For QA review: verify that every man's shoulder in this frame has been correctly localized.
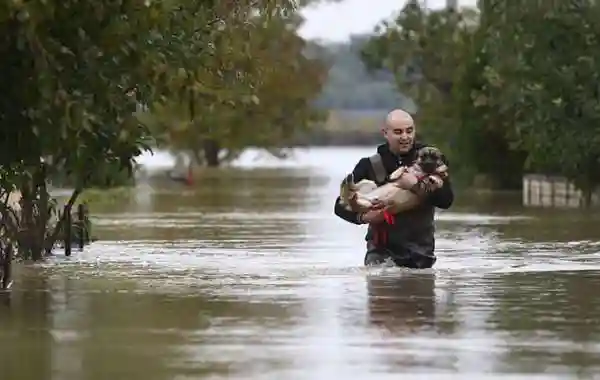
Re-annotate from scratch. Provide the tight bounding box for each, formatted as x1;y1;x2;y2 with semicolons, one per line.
356;144;386;164
358;152;385;165
353;156;373;169
350;153;382;179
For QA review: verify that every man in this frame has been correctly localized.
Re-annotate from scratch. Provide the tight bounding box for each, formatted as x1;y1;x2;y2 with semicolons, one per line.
333;109;454;268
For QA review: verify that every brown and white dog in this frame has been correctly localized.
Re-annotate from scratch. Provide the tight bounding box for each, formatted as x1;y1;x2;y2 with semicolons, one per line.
340;146;447;214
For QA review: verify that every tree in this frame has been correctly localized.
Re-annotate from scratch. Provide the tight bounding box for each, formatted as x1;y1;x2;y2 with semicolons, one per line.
0;0;316;260
481;1;600;205
143;6;328;167
360;1;530;188
0;0;165;260
450;0;528;189
360;1;480;174
360;0;600;197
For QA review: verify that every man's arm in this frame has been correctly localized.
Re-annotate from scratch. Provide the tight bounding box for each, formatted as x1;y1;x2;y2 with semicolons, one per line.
428;177;454;209
333;157;371;225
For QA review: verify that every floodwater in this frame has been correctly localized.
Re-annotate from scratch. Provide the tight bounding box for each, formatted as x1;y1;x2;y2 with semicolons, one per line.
2;147;600;380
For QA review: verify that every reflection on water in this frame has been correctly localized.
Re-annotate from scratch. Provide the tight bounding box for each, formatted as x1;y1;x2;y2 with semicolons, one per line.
366;273;439;334
1;147;600;379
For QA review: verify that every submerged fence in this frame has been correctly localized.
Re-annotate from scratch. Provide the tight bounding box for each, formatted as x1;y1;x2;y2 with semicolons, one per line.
522;174;600;208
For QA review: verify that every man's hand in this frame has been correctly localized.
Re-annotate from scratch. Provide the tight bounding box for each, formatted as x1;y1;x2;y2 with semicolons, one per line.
394;162;449;193
422;175;444;192
418;164;450;193
346;192;366;213
360;209;385;224
436;164;449;179
426;164;449;190
392;171;419;191
358;200;388;224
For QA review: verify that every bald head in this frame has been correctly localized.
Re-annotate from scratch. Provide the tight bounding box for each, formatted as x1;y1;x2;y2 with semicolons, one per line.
385;109;414;129
382;109;416;154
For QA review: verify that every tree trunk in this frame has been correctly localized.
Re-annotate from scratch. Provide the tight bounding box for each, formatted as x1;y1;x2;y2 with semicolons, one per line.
203;139;221;167
19;185;43;260
44;188;82;254
18;164;50;261
36;164;50;257
191;150;204;166
582;187;593;209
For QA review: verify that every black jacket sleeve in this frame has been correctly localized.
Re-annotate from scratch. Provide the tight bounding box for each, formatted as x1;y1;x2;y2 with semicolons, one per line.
427;177;454;209
427;154;454;209
333;157;371;225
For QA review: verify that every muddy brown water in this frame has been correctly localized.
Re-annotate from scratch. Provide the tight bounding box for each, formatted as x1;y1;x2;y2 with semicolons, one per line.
2;147;600;380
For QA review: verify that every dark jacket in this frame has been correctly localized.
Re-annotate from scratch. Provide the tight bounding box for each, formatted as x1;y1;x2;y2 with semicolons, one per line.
333;141;454;258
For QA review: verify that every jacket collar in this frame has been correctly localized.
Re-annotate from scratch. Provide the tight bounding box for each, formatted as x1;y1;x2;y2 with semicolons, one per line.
376;141;427;164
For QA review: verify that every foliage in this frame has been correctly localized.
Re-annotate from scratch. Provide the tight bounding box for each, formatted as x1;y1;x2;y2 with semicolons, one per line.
360;1;530;188
0;1;158;182
140;3;328;167
360;1;487;182
362;0;600;200
450;1;528;189
49;160;137;189
479;1;600;204
0;0;174;259
362;1;478;100
0;0;325;259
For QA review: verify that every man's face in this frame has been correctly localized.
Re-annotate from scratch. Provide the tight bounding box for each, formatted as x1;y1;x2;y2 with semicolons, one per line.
383;121;415;154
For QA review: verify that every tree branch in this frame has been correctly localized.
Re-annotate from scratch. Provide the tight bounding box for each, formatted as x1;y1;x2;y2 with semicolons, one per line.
44;187;83;254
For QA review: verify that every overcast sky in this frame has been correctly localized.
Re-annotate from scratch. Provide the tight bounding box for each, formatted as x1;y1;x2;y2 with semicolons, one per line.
299;0;477;42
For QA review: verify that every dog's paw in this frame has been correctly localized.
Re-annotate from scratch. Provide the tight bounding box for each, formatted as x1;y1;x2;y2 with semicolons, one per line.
422;175;443;192
435;164;448;178
388;166;408;181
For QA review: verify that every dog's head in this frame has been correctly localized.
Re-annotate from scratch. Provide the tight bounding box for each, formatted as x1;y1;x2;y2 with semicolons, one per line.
416;146;444;175
339;172;356;207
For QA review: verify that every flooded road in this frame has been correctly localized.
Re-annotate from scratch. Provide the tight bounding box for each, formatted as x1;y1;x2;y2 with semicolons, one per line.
2;147;600;380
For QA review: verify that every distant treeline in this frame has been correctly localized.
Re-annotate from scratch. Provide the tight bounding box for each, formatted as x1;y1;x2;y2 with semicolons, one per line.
308;35;414;112
292;35;413;146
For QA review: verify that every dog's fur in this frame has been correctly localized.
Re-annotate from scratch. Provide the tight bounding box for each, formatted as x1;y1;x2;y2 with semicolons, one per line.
416;146;445;176
340;146;447;214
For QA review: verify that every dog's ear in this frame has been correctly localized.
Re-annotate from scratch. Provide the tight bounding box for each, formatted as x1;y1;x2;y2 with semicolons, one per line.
420;146;437;155
422;147;443;161
427;147;441;156
342;172;354;185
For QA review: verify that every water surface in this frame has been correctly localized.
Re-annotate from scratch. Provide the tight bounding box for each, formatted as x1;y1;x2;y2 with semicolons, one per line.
1;147;600;380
